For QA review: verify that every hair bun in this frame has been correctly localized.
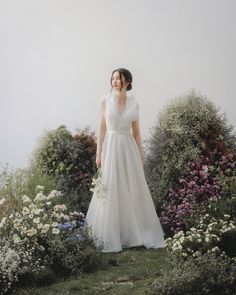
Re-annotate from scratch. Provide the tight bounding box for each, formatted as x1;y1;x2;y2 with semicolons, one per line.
126;82;132;91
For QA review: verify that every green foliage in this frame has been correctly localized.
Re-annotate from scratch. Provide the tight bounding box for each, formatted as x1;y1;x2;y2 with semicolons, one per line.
0;163;55;219
30;125;73;177
17;266;58;288
205;176;236;221
43;225;103;276
150;252;236;295
0;163;28;200
29;125;97;212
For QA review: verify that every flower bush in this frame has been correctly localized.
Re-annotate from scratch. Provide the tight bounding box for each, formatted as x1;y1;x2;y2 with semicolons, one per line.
0;238;44;295
144;89;236;294
145;88;236;202
0;185;101;294
160;151;235;235
0;163;56;220
165;213;236;259
0;185;84;251
29;125;97;212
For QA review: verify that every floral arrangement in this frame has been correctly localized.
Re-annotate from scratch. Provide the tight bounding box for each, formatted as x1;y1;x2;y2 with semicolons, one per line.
90;168;108;203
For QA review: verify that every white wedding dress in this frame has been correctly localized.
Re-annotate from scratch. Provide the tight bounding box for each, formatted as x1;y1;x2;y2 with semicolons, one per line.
85;89;166;252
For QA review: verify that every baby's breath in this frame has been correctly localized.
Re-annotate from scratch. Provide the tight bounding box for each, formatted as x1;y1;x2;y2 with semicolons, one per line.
90;168;108;203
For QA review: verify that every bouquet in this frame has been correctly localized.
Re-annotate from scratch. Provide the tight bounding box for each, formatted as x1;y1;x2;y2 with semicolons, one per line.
90;168;108;203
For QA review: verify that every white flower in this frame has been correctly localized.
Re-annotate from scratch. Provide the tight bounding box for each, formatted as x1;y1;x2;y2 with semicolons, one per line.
205;237;210;243
52;222;59;227
22;207;30;215
53;204;67;212
63;214;70;221
32;208;43;215
47;190;63;200
211;246;219;252
0;198;6;206
37;223;43;230
69;211;85;218
52;228;60;235
26;228;37;237
0;217;7;228
36;185;44;192
90;170;108;203
34;192;46;202
41;224;50;234
33;217;40;224
13;234;21;244
21;195;32;203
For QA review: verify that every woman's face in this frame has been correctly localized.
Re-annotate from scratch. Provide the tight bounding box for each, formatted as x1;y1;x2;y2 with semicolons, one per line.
111;71;128;91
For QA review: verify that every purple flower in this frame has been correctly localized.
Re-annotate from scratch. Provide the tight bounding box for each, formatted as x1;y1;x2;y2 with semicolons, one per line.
58;222;74;230
76;233;84;241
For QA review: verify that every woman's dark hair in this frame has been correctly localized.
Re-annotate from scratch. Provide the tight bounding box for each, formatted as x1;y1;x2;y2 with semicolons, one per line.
110;68;133;91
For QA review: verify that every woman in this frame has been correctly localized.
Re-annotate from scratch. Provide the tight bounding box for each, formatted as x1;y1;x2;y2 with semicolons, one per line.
85;68;166;252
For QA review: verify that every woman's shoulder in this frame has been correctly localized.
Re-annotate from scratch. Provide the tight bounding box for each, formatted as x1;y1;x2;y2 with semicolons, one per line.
99;92;110;102
98;93;108;105
129;94;139;108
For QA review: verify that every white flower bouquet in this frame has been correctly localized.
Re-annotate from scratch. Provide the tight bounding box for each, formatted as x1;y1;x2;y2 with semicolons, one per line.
90;168;108;203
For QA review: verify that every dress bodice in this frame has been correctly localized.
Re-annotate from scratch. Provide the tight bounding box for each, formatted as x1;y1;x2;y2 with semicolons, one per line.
103;90;139;131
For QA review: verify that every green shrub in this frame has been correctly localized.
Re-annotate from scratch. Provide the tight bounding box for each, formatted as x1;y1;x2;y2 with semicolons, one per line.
145;88;236;206
29;125;97;212
149;252;236;295
0;163;55;219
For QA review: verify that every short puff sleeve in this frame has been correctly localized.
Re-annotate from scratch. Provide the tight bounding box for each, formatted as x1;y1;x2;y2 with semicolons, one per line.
99;94;107;116
132;102;139;122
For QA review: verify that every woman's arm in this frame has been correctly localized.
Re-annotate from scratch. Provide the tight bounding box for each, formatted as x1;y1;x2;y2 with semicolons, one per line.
96;96;107;156
131;120;145;166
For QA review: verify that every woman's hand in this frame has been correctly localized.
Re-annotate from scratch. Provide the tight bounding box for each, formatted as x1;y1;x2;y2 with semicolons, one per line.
96;153;101;169
140;150;145;167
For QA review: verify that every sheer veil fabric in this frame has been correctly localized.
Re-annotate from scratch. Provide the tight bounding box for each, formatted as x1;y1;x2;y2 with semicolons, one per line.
85;89;166;252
